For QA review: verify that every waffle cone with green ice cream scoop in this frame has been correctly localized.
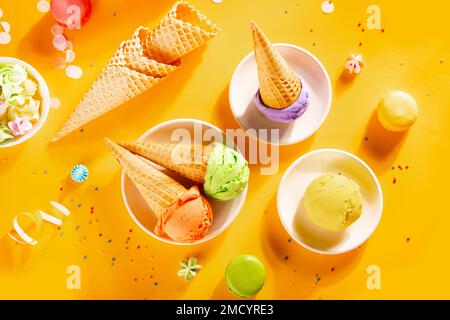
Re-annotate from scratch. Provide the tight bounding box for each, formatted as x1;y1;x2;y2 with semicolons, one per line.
104;138;213;243
52;2;220;142
118;141;250;201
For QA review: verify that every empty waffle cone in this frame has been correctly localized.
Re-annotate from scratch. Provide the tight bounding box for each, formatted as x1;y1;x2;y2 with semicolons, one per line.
104;138;187;218
52;2;220;142
144;1;221;64
118;141;214;184
251;21;301;109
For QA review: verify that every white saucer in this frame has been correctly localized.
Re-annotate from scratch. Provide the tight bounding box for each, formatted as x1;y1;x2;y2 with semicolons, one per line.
121;119;248;245
229;44;332;145
277;149;383;254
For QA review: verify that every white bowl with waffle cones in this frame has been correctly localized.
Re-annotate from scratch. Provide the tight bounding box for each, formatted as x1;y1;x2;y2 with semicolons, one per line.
229;23;332;145
110;119;248;245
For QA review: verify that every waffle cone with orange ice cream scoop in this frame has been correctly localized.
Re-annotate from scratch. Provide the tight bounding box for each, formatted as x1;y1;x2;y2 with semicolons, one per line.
104;138;213;243
117;141;250;201
251;22;310;123
52;2;220;142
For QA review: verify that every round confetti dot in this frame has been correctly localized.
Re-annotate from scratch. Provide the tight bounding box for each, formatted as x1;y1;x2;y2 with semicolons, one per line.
66;40;73;50
212;0;223;3
65;49;76;63
65;65;83;79
37;0;50;13
50;24;64;36
50;97;61;109
1;21;11;33
321;1;334;14
0;32;11;45
54;57;66;69
53;34;67;51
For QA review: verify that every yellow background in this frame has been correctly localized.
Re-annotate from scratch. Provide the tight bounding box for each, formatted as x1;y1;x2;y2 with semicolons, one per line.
0;0;449;299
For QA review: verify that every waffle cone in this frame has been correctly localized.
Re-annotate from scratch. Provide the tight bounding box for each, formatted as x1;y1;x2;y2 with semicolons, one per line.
251;22;301;109
144;1;221;64
52;2;220;142
118;142;215;184
105;138;187;218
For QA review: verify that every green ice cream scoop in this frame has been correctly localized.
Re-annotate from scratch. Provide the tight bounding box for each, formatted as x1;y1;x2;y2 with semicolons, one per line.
204;143;249;201
225;255;266;298
304;173;363;231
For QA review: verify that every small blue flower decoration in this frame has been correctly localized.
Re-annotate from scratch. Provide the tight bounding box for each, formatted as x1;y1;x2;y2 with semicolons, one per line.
71;164;89;183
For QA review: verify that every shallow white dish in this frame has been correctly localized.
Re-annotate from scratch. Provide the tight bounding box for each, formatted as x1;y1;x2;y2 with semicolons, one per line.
229;44;332;145
0;57;50;148
277;149;383;254
121;119;248;245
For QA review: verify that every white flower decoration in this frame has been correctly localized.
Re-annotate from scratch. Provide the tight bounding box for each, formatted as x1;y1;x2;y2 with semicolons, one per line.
177;257;202;281
345;53;365;74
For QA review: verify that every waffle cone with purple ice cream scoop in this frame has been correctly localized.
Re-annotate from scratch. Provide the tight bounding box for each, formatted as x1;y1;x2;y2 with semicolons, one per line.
251;22;309;123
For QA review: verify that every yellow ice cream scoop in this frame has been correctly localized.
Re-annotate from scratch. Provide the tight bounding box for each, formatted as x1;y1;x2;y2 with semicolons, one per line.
377;91;418;132
304;173;363;231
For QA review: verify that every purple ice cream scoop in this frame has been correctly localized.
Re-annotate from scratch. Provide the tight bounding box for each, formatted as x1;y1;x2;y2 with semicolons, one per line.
254;76;310;123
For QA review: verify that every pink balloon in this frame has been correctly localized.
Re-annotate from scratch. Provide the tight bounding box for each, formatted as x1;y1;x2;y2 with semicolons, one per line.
50;0;92;29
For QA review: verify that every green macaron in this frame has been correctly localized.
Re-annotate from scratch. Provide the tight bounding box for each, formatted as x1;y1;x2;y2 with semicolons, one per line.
224;255;266;298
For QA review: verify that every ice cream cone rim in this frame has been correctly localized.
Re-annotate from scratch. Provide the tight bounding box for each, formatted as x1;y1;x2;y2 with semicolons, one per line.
170;1;221;35
117;141;216;166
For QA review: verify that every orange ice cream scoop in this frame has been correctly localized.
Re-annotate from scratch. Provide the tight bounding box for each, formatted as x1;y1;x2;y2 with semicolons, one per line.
155;186;213;243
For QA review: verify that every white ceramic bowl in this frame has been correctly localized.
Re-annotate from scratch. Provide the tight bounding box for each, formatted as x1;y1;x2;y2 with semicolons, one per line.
277;149;383;254
229;44;332;145
0;57;50;148
121;119;249;245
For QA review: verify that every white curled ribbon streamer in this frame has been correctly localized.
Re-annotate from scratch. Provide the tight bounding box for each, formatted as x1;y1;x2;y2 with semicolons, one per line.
8;201;71;245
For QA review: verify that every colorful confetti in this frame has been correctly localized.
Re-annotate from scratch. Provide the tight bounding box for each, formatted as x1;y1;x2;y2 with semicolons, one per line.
53;34;68;51
65;49;76;63
65;65;83;79
54;57;67;69
0;11;11;45
51;24;64;36
321;1;334;14
314;274;322;285
50;97;61;109
50;23;82;79
1;21;10;33
0;31;11;45
36;0;50;13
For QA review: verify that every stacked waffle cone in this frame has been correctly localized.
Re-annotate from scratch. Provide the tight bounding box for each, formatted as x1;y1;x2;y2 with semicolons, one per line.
251;21;301;109
52;2;220;142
